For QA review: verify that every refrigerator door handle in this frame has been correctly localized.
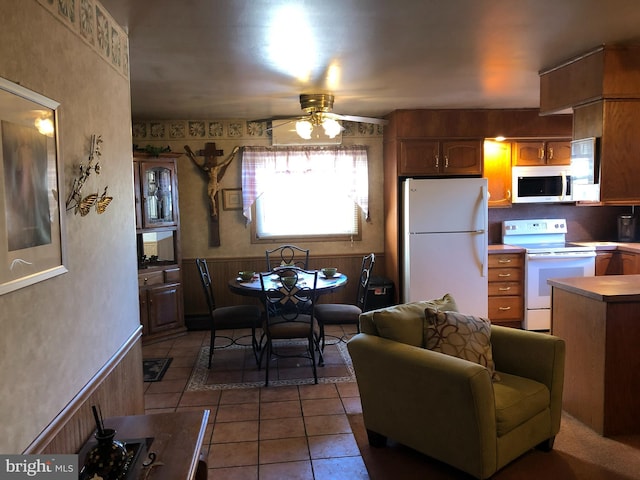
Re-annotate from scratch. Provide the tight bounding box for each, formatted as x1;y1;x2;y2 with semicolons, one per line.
480;184;488;277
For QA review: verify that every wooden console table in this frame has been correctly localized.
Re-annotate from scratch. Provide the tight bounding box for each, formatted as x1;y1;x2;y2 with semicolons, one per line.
79;410;209;480
549;275;640;436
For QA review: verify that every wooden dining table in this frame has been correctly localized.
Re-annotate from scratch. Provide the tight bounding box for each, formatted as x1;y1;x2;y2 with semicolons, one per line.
228;271;348;298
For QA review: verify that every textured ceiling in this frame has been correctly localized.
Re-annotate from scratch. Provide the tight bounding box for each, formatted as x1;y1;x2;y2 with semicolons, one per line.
100;0;640;121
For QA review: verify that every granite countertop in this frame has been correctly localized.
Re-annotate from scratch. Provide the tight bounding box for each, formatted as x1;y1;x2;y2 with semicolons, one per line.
548;275;640;302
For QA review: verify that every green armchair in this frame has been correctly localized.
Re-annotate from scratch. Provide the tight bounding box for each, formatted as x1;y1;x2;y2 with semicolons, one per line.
347;301;565;480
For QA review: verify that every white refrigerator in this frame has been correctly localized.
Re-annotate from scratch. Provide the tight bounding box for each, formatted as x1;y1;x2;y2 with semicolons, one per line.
402;178;488;317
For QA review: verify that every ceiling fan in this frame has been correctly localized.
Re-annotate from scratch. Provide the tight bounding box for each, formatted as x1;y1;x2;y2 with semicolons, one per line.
253;93;388;139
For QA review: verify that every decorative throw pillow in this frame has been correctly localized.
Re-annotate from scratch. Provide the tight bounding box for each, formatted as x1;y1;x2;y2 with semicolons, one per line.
424;307;500;381
371;294;459;347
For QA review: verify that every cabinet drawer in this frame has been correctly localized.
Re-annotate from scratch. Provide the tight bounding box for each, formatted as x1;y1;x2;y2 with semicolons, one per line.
488;254;523;268
488;282;521;296
488;268;522;282
164;267;181;282
139;271;164;287
488;296;523;320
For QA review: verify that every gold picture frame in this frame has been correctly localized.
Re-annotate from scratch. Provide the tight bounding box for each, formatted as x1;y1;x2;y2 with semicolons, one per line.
0;77;67;295
222;188;242;210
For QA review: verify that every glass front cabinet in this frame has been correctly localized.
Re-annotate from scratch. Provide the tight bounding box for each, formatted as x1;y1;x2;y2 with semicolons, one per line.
134;153;185;343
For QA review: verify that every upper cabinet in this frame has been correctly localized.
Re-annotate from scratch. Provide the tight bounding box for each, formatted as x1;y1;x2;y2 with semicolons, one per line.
512;139;571;166
399;139;483;176
136;160;179;228
483;140;512;208
540;44;640;204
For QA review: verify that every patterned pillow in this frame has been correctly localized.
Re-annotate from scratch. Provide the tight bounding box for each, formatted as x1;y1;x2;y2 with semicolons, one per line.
371;294;459;347
424;308;500;381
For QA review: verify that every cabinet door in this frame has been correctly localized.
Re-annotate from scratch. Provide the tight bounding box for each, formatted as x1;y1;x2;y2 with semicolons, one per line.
146;282;182;334
483;141;512;207
595;252;620;275
546;140;571;165
140;161;178;227
399;140;440;175
619;252;639;275
441;140;483;174
139;289;149;336
513;141;546;165
134;161;142;229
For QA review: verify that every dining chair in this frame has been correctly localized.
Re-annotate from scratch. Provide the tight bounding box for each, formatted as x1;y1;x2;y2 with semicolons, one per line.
258;266;323;386
315;253;375;349
265;244;310;270
195;258;262;368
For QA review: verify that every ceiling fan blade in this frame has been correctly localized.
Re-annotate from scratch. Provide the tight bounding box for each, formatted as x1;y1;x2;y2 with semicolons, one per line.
264;118;300;131
325;112;389;125
249;115;306;123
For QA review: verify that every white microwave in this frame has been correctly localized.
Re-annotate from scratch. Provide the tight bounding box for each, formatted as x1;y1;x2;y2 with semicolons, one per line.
511;165;573;203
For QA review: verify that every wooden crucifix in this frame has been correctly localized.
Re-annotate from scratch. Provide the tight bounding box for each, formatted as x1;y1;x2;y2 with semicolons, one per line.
184;142;239;246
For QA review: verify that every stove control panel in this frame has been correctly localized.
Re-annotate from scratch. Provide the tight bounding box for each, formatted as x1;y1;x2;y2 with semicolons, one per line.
503;219;567;236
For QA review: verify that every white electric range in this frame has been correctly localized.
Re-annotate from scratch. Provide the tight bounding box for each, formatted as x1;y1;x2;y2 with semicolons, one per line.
502;219;596;330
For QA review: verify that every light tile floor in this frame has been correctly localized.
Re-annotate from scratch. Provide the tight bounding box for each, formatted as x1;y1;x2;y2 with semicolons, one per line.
142;326;368;480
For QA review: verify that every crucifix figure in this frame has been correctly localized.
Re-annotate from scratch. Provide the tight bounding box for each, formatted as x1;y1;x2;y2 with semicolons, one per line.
184;143;239;219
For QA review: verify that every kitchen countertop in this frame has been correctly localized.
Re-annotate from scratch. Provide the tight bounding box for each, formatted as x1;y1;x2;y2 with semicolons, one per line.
490;241;640;254
573;241;640;253
547;274;640;302
488;244;525;254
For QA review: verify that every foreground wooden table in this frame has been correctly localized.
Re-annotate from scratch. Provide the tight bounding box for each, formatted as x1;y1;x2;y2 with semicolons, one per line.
549;275;640;436
80;410;210;480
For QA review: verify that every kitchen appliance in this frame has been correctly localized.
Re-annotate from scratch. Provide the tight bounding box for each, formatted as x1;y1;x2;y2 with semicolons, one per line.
618;214;636;242
502;219;596;330
570;137;600;202
511;165;573;203
402;178;488;316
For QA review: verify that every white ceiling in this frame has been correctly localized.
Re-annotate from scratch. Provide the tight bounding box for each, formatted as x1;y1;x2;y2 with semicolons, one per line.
100;0;640;121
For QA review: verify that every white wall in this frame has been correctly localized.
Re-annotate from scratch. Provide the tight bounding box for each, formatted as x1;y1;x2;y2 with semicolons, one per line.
0;0;139;452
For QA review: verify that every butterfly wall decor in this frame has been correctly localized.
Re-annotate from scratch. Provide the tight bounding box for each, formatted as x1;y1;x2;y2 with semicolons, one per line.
66;134;113;216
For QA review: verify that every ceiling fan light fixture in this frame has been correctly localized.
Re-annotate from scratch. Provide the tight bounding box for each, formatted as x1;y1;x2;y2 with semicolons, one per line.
299;93;334;114
295;120;313;139
322;117;342;138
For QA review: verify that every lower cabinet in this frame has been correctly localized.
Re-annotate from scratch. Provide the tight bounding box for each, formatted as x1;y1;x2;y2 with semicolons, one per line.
488;252;524;328
595;250;640;275
139;267;186;343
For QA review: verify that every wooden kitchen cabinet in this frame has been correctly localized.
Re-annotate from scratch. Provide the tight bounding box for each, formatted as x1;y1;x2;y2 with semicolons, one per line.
595;250;640;275
399;139;483;176
512;139;571;166
619;251;640;274
487;252;524;328
595;251;620;275
134;153;185;343
541;45;640;204
483;140;512;208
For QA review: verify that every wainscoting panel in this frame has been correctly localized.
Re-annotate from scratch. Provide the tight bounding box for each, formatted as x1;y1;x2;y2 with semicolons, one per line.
183;253;386;320
25;327;145;455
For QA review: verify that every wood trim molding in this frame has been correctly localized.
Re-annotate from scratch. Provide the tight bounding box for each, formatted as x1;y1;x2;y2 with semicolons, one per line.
24;326;144;454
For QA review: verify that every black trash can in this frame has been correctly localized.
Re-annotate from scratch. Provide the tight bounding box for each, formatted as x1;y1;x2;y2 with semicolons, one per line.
364;276;395;311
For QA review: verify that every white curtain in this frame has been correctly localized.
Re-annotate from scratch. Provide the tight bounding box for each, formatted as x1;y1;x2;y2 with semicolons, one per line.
241;145;369;223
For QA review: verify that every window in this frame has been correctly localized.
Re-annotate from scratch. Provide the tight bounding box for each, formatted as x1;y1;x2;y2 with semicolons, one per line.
241;145;368;241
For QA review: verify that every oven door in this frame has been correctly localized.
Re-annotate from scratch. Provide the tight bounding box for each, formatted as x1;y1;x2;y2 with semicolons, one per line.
525;252;596;329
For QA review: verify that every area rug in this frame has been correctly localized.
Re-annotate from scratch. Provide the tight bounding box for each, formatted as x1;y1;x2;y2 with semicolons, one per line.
186;339;355;390
142;357;172;382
